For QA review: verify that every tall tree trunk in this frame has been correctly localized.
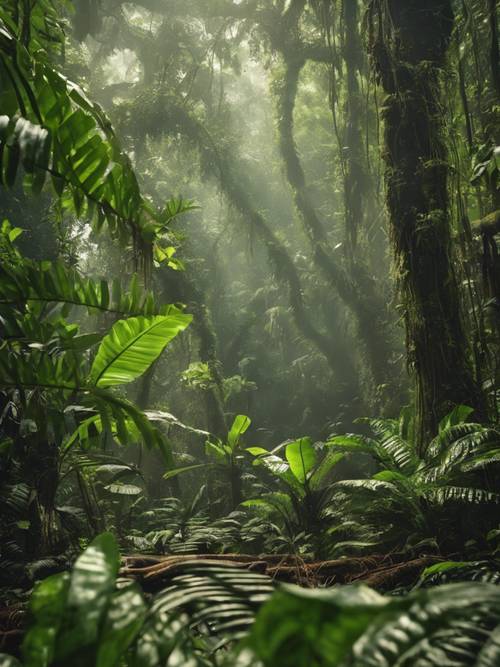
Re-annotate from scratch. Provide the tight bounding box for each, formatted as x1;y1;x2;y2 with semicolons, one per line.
369;0;484;450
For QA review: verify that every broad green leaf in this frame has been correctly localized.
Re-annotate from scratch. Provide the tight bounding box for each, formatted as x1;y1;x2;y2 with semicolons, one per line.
54;533;119;660
22;572;71;667
309;451;344;490
96;583;147;667
90;313;191;387
246;447;269;456
206;440;228;463
228;414;251;450
163;463;211;480
327;434;376;453
286;437;316;484
8;226;23;242
439;405;474;433
248;448;305;495
372;470;410;484
247;583;389;666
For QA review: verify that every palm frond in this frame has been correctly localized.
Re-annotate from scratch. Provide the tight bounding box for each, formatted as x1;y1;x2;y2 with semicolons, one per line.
151;563;274;642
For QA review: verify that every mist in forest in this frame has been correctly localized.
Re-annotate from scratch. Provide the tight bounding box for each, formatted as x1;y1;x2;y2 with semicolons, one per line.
62;1;404;451
1;1;499;660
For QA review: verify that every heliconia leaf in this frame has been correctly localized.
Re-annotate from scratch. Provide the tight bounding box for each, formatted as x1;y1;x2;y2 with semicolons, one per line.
285;437;316;484
90;313;192;387
228;414;251;450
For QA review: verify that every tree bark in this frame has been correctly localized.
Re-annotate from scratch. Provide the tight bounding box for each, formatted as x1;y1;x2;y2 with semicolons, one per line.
369;0;484;450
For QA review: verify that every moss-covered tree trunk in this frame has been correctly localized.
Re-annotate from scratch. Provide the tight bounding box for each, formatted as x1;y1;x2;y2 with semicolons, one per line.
370;0;484;449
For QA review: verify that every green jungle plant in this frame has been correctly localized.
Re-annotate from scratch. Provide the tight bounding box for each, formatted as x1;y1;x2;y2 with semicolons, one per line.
0;2;197;268
129;485;231;555
244;437;344;557
2;532;500;666
0;223;191;556
327;406;500;555
165;414;252;509
0;0;196;564
0;532;215;667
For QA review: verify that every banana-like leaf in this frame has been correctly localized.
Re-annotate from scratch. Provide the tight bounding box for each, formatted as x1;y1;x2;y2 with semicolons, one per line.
286;437;316;484
90;313;192;387
228;414;251;450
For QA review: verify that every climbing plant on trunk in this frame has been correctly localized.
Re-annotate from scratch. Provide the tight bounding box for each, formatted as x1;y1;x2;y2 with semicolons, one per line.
368;0;485;451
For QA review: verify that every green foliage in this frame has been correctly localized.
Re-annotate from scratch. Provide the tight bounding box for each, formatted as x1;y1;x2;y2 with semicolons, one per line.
0;13;178;253
0;230;163;317
180;362;214;390
90;313;191;387
0;3;499;665
7;533;203;666
165;415;253;508
0;223;190;556
0;222;189;408
285;437;316;484
3;534;500;667
471;144;500;185
327;406;500;553
245;581;500;666
245;439;344;555
417;560;500;587
152;563;274;642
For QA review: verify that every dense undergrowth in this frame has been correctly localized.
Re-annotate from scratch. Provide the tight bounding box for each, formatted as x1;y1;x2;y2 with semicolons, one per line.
1;0;500;665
